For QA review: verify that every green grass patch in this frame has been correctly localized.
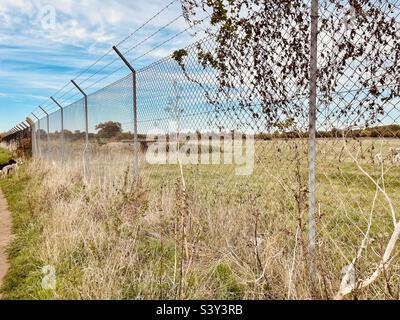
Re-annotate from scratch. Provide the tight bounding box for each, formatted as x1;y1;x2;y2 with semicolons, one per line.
0;166;53;300
211;263;244;300
0;147;11;164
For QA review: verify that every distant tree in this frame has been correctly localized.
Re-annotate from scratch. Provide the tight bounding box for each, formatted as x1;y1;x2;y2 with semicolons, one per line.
118;132;134;140
39;129;48;139
72;130;85;142
62;130;73;140
95;121;123;139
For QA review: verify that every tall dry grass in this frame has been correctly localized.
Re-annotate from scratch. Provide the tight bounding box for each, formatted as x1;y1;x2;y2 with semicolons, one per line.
11;156;318;300
6;137;400;300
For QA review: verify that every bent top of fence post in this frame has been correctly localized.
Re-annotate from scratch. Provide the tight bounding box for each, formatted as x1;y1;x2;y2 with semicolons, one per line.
31;112;40;121
51;96;63;110
112;46;136;73
71;80;87;97
38;106;49;116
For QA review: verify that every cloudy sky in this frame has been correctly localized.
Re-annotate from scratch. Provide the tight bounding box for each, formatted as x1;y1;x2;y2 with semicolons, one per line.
0;0;205;132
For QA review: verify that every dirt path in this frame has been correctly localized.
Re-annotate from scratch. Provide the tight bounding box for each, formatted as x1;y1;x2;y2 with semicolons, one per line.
0;189;12;298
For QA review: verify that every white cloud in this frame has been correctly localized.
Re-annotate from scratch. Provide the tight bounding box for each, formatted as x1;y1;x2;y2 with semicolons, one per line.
0;0;206;131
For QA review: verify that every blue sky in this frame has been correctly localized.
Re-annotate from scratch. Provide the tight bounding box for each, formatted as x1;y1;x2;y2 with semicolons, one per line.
0;0;205;132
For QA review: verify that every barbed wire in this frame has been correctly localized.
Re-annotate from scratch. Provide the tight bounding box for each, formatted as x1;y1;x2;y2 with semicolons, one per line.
26;0;184;119
83;20;206;92
78;15;185;90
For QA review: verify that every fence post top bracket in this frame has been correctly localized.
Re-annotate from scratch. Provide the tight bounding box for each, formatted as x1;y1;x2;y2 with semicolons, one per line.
112;46;136;74
38;106;49;115
71;80;87;97
51;96;63;109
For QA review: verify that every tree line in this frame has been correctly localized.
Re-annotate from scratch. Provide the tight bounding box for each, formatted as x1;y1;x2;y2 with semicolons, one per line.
32;121;400;143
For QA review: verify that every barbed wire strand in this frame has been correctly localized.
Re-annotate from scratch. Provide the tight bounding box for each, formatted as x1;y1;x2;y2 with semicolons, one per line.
30;0;181;118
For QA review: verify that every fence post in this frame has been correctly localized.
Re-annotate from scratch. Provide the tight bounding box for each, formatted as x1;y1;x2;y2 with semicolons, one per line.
20;123;28;149
31;112;41;157
71;80;90;179
39;106;50;160
20;124;26;147
308;0;319;296
23;122;30;148
24;120;35;156
112;46;139;178
16;125;22;147
51;97;65;166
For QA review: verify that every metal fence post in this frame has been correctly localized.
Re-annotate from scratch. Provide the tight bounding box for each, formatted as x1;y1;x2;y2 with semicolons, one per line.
16;125;22;147
20;124;26;146
112;46;139;178
308;0;319;295
31;112;41;157
71;80;90;179
39;106;50;160
19;123;28;149
51;97;65;166
25;120;36;156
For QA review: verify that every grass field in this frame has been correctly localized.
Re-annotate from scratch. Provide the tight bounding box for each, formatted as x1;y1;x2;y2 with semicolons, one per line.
1;138;399;299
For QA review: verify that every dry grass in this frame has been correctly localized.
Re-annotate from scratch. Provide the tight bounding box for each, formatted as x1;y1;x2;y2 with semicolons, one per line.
1;137;400;300
12;160;288;299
